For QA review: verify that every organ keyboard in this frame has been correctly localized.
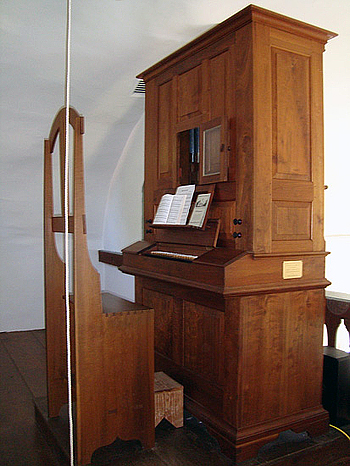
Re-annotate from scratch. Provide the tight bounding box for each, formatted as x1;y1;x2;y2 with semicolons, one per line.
149;250;199;261
118;219;247;293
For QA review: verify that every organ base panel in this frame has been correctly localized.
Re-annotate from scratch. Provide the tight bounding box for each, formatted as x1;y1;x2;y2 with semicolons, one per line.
102;243;330;461
122;247;330;462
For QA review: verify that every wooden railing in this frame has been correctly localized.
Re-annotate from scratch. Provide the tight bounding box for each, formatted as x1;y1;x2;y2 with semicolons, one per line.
325;293;350;349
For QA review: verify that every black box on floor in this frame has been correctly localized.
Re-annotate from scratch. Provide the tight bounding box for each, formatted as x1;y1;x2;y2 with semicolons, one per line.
323;346;350;426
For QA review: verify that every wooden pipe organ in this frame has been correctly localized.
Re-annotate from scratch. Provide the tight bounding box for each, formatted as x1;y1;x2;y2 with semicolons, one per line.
100;5;336;462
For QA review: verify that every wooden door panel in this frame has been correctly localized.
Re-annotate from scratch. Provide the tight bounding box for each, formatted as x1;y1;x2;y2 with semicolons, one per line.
178;65;202;121
272;48;311;181
157;79;176;189
183;301;224;386
142;288;182;365
272;201;312;241
209;51;227;119
239;290;324;427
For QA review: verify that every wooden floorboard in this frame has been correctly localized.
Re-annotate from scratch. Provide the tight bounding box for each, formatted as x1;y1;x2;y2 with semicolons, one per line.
0;333;60;466
31;328;46;348
1;330;47;399
0;336;32;404
1;330;350;466
151;420;232;466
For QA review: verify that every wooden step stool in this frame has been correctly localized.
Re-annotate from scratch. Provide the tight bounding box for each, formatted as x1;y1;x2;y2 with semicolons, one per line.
155;372;183;428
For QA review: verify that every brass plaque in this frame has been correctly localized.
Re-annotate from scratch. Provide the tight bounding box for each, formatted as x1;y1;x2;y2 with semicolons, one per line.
283;260;303;279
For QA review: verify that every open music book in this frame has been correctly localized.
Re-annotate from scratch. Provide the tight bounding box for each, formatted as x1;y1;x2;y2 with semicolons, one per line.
153;185;195;225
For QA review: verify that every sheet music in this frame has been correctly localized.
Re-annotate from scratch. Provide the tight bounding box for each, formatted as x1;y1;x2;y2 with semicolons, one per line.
153;193;186;224
175;184;195;225
188;193;211;228
153;184;195;225
166;194;186;224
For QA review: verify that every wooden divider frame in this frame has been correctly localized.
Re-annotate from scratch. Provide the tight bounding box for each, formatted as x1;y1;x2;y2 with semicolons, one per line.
43;107;154;465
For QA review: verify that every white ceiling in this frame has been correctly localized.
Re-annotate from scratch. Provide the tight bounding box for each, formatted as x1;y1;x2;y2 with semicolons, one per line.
1;0;348;126
1;0;348;159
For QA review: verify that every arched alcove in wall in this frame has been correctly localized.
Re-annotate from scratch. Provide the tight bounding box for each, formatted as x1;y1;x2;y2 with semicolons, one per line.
100;113;145;301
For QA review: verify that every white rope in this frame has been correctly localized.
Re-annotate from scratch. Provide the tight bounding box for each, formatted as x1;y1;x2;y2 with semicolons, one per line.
64;1;74;465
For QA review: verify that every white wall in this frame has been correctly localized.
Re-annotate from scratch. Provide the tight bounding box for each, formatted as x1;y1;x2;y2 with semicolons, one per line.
323;8;350;295
101;113;145;302
0;0;349;332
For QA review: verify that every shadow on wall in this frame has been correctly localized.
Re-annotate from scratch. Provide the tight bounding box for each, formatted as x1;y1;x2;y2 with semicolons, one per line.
101;113;145;301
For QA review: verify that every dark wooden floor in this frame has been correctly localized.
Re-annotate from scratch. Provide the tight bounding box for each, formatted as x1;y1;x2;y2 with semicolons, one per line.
1;330;349;466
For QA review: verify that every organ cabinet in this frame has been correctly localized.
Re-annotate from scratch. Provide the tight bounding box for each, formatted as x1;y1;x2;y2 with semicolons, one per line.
105;5;337;462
